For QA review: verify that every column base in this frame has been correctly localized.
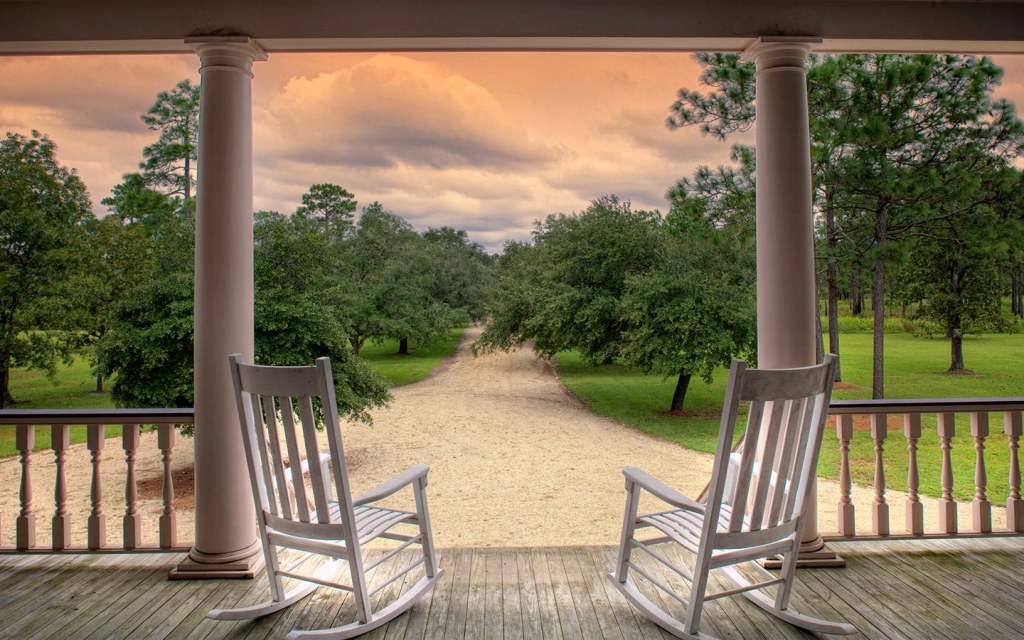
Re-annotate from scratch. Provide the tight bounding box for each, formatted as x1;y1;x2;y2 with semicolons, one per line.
761;537;846;569
169;540;264;580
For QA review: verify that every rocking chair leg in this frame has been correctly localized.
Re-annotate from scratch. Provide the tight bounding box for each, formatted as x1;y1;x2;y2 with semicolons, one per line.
208;558;348;621
720;565;857;636
414;477;440;578
614;480;642;583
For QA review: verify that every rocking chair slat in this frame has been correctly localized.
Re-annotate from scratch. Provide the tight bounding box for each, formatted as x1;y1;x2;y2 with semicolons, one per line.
212;355;442;638
611;355;856;640
278;397;311;523
252;395;283;518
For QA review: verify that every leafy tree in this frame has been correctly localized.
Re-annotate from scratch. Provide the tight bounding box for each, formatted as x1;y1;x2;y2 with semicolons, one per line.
254;210;389;422
477;195;664;364
101;210;195;410
140;79;199;206
622;226;756;412
342;203;458;355
0;131;93;407
60;216;151;393
295;183;357;239
907;160;1023;370
103;207;392;430
421;226;494;322
101;172;178;226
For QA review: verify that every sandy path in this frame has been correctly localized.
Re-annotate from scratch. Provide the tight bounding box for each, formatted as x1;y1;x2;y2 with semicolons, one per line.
1;326;1001;549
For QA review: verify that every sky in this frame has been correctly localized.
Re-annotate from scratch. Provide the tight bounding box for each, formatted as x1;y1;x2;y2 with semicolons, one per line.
1;52;1022;252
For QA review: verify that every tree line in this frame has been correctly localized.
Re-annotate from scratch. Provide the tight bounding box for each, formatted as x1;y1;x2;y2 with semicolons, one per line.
476;53;1024;408
3;55;1023;418
667;53;1024;397
0;80;494;419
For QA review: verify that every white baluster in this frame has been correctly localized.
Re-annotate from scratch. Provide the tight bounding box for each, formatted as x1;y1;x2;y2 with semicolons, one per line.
123;424;141;549
937;413;957;534
1004;411;1024;532
51;425;70;550
903;414;924;536
158;424;177;549
971;412;991;533
16;425;36;550
87;424;106;550
837;415;855;536
871;414;889;536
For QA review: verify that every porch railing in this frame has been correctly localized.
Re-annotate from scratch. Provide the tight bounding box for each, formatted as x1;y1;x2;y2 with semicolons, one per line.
4;401;1024;553
0;409;193;553
826;398;1024;540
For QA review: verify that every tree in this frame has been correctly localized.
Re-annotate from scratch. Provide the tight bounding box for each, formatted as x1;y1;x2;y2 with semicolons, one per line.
61;216;150;393
254;210;390;422
341;203;458;355
622;224;756;412
100;210;195;410
0;131;93;407
140;79;199;206
101;172;177;226
421;226;494;323
906;160;1022;371
476;195;665;364
295;183;357;239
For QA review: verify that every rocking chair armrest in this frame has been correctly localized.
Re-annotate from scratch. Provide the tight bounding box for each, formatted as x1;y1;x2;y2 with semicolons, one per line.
353;463;430;507
623;467;704;512
298;452;332;476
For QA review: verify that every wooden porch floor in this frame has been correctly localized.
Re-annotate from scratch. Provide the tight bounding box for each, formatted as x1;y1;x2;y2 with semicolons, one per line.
1;538;1022;639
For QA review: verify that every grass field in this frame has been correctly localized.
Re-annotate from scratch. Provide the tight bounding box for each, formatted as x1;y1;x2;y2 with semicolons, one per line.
556;332;1024;503
0;327;466;457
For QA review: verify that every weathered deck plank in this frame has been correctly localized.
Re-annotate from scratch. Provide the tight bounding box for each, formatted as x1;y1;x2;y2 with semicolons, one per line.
1;539;1023;639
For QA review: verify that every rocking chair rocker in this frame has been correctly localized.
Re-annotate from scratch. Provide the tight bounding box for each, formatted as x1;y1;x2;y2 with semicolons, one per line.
610;355;856;639
208;355;442;639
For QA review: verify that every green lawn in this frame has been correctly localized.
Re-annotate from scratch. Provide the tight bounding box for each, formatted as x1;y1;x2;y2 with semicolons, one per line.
0;327;466;456
357;328;464;386
556;332;1024;503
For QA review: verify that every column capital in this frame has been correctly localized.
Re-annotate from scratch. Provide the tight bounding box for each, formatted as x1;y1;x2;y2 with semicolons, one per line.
186;36;267;75
741;36;821;71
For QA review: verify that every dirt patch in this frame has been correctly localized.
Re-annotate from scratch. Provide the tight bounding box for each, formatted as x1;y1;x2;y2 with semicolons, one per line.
834;381;862;390
138;465;195;511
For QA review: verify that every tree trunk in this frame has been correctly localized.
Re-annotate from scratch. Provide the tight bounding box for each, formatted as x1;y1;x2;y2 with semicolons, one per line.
670;372;692;413
872;206;887;400
851;266;863;316
95;374;104;394
398;337;409;355
0;363;11;409
949;335;965;372
948;262;965;372
815;298;825;364
825;193;842;380
1011;266;1019;319
352;336;365;355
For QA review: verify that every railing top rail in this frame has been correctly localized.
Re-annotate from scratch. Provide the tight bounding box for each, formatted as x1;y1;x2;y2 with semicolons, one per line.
830;398;1024;415
0;408;195;425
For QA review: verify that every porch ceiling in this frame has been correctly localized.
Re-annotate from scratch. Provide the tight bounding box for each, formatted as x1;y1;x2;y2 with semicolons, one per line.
1;0;1023;55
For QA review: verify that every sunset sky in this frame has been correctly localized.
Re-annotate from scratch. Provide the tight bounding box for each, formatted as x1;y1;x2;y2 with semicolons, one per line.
1;52;1022;252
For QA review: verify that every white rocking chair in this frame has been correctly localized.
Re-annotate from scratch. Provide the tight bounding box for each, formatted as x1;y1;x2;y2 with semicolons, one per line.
610;355;856;639
208;355;443;639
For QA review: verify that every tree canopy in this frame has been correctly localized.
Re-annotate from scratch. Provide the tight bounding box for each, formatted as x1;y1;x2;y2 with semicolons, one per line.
0;131;93;407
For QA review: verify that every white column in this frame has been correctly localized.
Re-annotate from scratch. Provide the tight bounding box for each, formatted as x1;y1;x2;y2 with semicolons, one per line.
743;37;841;564
174;37;266;578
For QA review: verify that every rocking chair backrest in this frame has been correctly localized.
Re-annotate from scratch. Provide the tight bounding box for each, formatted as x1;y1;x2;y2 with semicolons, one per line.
229;355;358;541
705;355;838;538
